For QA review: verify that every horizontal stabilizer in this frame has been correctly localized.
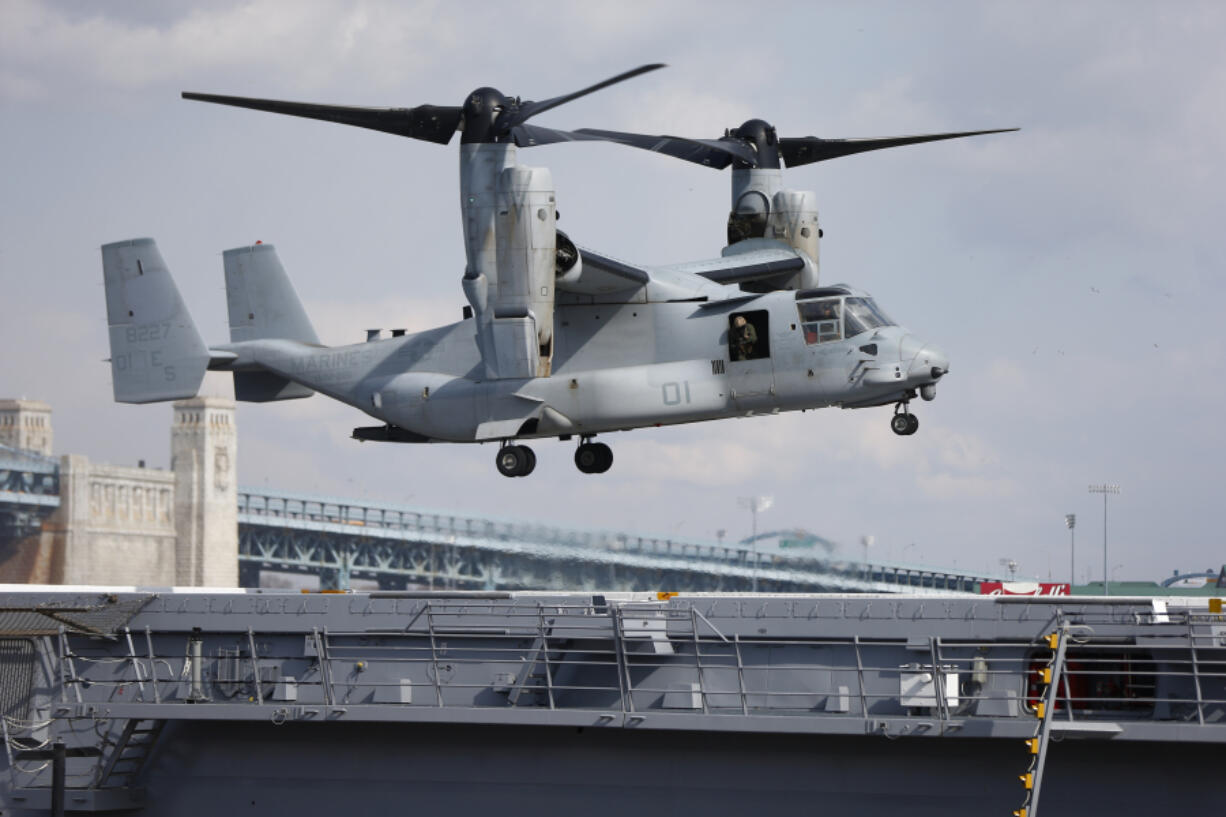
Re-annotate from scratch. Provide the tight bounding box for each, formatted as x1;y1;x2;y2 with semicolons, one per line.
101;238;209;403
224;243;318;401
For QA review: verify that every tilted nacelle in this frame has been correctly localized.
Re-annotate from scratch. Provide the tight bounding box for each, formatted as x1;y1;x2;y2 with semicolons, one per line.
574;116;1014;297
491;164;557;378
727;168;820;292
460;145;558;379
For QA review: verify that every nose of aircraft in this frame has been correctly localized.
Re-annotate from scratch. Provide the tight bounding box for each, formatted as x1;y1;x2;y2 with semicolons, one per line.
905;340;950;383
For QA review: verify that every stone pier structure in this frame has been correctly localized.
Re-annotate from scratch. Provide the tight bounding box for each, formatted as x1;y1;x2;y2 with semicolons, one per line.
0;398;238;587
0;399;52;456
171;398;238;587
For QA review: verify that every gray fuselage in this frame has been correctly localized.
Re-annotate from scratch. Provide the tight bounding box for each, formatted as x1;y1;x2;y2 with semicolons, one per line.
221;288;947;443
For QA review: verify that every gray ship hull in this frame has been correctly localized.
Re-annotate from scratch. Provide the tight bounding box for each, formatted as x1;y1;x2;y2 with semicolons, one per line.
1;588;1222;815
125;721;1219;816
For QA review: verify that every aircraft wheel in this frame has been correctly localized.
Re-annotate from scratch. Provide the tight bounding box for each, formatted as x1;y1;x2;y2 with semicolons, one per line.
575;442;612;474
575;443;600;474
890;413;911;436
905;414;919;435
496;445;533;477
591;442;613;473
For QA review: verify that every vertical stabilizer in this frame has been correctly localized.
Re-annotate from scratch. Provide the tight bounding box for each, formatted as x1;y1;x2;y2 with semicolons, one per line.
223;243;318;401
101;238;209;404
223;243;319;344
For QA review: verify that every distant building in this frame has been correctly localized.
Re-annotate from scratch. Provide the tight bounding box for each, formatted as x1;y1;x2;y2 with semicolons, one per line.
0;397;237;587
1072;579;1223;598
0;399;53;457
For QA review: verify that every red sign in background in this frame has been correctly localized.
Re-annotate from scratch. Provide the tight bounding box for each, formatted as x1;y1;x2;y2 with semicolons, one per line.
979;581;1071;596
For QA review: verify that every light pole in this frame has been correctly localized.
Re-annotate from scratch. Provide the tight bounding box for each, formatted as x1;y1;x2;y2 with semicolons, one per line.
1064;513;1076;588
861;535;875;580
1088;484;1120;596
738;496;773;592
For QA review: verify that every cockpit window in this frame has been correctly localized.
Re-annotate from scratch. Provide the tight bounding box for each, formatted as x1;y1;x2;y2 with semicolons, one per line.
797;296;894;344
842;297;894;338
797;299;841;344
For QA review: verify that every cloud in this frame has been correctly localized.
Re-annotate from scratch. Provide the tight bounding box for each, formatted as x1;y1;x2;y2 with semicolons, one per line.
306;296;459;348
918;471;1017;501
2;0;725;106
613;417;803;487
839;76;940;133
842;413;1014;501
929;425;1000;472
0;0;459;101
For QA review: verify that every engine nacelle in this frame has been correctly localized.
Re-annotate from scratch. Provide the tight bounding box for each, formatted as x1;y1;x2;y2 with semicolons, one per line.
727;168;782;244
492;164;556;377
554;229;583;287
495;165;556;343
767;189;820;270
726;169;820;284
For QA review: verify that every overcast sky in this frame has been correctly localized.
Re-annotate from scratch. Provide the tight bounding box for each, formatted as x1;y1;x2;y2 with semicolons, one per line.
2;0;1223;584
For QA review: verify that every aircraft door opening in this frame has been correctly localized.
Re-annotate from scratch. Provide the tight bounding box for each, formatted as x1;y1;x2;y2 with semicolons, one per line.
727;310;776;410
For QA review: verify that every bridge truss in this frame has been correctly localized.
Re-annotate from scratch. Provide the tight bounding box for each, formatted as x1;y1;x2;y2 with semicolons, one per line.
237;490;1000;594
0;444;60;543
0;457;1006;593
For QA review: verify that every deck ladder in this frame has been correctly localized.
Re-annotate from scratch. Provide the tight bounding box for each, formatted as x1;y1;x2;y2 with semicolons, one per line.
1014;622;1068;817
94;719;165;790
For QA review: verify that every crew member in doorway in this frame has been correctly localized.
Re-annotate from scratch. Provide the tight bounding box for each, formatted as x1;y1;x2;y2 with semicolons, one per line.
731;315;757;361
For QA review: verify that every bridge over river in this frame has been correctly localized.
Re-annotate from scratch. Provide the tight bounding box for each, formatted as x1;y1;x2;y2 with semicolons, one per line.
1;445;1009;593
235;489;1004;593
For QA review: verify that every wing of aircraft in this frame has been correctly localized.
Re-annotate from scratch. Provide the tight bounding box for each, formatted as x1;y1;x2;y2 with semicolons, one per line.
558;238;815;301
660;241;808;287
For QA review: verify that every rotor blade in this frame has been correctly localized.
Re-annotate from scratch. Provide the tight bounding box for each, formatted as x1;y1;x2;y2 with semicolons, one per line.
510;124;609;148
779;128;1018;167
182;93;462;144
511;63;666;125
573;128;754;168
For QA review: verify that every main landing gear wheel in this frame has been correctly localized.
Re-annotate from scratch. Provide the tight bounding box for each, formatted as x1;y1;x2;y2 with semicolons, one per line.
496;444;536;477
891;406;919;436
575;441;613;474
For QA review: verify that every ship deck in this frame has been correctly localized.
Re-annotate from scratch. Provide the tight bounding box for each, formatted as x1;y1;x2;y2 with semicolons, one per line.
1;587;1222;815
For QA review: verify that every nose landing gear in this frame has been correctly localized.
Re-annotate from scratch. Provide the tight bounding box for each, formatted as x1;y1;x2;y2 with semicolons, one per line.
496;442;536;477
575;437;613;474
891;403;919;436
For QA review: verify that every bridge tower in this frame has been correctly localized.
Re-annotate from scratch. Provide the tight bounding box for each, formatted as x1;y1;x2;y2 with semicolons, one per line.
0;399;53;456
171;397;238;587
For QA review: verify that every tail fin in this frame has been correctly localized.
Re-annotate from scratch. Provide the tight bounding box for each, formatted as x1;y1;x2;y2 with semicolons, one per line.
102;238;209;403
223;243;318;402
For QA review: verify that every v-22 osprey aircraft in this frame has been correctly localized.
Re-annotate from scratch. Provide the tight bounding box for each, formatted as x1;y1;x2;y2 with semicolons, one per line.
101;64;1015;477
